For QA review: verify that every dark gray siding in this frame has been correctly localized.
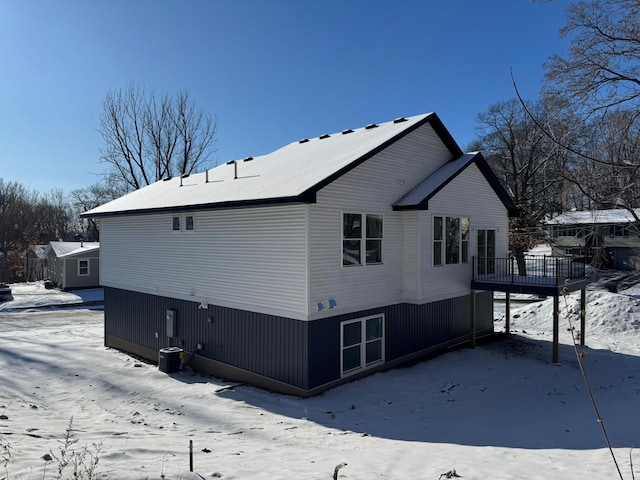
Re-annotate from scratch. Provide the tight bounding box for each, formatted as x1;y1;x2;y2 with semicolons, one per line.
105;288;493;394
105;288;310;389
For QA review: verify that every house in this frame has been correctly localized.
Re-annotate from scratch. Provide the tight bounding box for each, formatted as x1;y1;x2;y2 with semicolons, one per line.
45;241;100;290
82;112;518;396
546;208;640;270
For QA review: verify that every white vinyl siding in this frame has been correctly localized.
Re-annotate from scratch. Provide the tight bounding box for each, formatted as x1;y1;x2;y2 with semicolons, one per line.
99;204;309;319
309;123;452;317
420;163;508;302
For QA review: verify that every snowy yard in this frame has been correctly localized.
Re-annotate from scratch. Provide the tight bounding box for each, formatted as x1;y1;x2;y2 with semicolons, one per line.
1;281;640;479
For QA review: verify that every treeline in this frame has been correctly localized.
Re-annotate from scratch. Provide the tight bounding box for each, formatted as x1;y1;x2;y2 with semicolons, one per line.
0;180;73;283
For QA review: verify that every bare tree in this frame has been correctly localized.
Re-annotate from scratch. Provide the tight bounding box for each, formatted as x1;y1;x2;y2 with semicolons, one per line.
70;176;130;241
99;83;217;191
543;0;640;119
511;0;640;217
469;99;574;253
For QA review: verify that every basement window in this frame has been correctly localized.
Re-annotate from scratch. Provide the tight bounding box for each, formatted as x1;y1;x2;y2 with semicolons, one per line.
341;314;385;376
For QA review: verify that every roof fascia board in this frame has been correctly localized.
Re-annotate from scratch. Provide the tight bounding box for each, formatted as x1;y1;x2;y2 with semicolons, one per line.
81;194;315;219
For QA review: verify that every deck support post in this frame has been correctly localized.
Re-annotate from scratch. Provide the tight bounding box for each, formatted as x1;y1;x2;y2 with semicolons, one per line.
505;292;511;334
470;289;477;348
553;295;559;363
580;288;586;346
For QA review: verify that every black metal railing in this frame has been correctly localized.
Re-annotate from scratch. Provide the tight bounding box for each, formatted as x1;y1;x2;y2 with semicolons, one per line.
472;255;586;286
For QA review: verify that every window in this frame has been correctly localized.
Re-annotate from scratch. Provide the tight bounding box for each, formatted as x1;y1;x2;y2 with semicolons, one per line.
341;315;384;375
433;216;469;266
433;216;443;266
343;213;383;266
610;225;629;237
78;259;89;276
172;215;195;232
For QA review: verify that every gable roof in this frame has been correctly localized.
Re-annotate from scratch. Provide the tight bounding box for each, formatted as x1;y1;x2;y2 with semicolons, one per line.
47;242;100;258
82;113;462;218
393;152;518;216
546;208;640;225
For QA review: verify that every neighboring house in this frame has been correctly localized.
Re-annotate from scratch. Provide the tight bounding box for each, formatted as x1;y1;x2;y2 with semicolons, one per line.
82;112;517;396
546;208;640;270
25;245;48;281
45;241;100;290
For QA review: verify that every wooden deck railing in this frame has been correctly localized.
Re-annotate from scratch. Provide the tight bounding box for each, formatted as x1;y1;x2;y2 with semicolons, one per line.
472;255;586;286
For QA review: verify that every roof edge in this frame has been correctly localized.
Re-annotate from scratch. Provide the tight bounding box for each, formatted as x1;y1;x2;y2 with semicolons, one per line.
81;194;316;219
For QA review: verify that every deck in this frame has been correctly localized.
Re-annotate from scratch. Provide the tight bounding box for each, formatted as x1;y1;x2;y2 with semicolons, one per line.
471;255;590;296
470;255;590;363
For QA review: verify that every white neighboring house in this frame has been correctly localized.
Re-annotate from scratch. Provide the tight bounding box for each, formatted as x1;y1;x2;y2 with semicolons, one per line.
82;112;517;396
45;242;100;290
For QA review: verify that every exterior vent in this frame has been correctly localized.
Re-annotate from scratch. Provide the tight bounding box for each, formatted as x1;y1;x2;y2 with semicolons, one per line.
319;134;330;139
393;117;407;124
226;160;236;165
162;176;172;181
298;138;309;144
181;174;190;178
365;123;378;129
342;129;353;135
243;156;254;162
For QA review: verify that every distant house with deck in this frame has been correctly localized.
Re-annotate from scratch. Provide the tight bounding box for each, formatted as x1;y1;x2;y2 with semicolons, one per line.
45;241;100;290
546;208;640;270
82;112;520;396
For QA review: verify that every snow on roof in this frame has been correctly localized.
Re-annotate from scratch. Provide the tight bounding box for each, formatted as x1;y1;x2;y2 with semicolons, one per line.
546;208;640;225
83;113;457;217
48;241;100;258
393;153;476;209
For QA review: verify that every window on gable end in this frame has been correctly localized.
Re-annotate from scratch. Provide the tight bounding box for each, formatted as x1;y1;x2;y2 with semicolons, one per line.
343;213;383;266
343;213;362;266
172;216;180;231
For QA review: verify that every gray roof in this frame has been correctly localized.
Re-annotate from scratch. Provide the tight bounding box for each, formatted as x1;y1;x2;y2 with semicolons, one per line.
82;113;463;218
47;242;100;258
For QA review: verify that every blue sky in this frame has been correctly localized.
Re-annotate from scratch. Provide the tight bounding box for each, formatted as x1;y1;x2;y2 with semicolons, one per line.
0;0;569;193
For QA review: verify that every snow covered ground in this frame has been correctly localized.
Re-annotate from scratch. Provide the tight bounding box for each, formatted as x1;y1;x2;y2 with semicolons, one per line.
1;278;640;479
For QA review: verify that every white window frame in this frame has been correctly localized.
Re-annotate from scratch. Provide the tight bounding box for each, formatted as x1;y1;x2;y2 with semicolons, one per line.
77;259;90;276
342;212;383;267
171;214;195;232
340;314;385;376
433;215;469;266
